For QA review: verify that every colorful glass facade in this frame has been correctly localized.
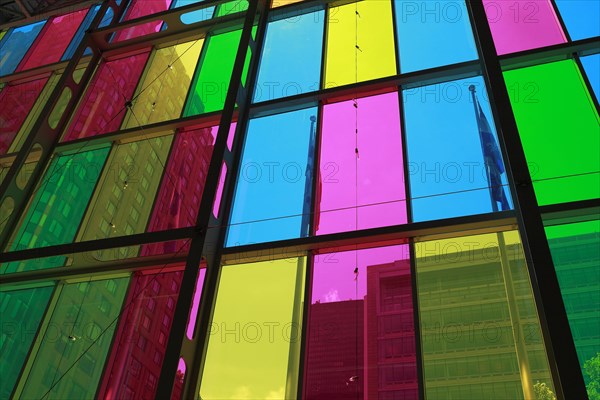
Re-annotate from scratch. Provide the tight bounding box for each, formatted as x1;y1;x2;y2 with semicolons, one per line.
0;1;597;399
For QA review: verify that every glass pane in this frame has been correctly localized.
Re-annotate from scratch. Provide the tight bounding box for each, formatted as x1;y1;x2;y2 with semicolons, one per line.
581;54;600;102
324;0;396;88
555;0;600;41
2;147;110;274
306;245;418;399
483;0;566;55
63;52;150;142
316;92;407;235
394;0;477;73
77;136;173;248
416;232;556;399
121;39;204;129
17;10;88;71
253;10;324;102
18;277;129;399
403;76;512;221
226;107;316;246
0;21;45;76
0;77;49;155
200;257;306;399
62;6;100;61
546;220;600;396
114;0;172;41
184;30;242;116
504;60;600;205
142;126;217;256
0;285;54;399
215;0;249;16
98;270;185;399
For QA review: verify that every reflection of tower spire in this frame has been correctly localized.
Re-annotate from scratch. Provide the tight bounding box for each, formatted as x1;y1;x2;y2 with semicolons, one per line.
300;115;317;237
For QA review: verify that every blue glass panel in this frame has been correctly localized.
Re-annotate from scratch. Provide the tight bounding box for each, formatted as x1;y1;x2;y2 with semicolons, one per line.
403;76;513;221
62;6;99;61
0;21;46;76
555;0;600;41
226;107;317;246
394;0;477;73
581;54;600;102
253;10;324;102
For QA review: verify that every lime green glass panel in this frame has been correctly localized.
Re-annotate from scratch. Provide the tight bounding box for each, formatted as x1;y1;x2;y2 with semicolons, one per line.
76;136;173;257
324;0;396;88
2;147;110;274
0;284;54;399
184;30;242;116
504;60;600;205
121;39;204;129
415;232;555;399
200;257;306;399
0;30;6;42
546;220;600;394
17;277;129;399
215;0;248;16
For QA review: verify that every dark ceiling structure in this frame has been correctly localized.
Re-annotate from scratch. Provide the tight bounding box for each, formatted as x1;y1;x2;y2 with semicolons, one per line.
0;0;92;25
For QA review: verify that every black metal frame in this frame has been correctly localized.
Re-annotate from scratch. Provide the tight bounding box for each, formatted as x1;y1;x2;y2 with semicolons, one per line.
1;0;598;399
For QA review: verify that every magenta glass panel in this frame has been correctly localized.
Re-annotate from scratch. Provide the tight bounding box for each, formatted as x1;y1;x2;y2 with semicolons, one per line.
306;244;418;399
483;0;566;55
141;126;217;256
114;0;172;42
186;267;206;339
212;122;236;218
99;270;183;400
171;358;187;400
315;92;407;235
0;77;48;155
17;9;87;71
63;52;150;141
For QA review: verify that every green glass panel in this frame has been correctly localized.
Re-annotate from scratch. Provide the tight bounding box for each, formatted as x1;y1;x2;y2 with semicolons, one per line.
76;136;173;260
504;60;600;205
184;30;241;116
546;220;600;395
2;147;110;274
0;285;54;399
17;277;129;399
200;257;305;399
215;0;248;16
415;232;556;399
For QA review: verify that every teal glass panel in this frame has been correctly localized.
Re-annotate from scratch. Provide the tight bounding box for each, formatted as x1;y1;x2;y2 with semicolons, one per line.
226;107;317;246
0;21;46;76
2;147;110;274
18;277;129;399
546;220;600;396
555;0;600;40
253;10;324;102
0;285;54;399
394;0;477;73
581;54;600;102
403;76;512;221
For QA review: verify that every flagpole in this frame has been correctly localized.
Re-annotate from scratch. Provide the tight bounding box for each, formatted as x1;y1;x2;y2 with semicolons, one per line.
469;86;535;399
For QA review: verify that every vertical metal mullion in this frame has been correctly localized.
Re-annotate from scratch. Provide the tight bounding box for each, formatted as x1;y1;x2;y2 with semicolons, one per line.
466;1;588;398
155;1;270;398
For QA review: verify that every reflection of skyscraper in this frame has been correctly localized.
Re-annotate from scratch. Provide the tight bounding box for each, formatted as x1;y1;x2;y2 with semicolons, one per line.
305;259;417;400
142;126;215;256
98;271;184;400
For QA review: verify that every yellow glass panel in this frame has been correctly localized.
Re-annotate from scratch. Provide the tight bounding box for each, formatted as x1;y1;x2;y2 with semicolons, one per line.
121;39;204;129
324;0;396;88
200;257;306;399
76;135;173;260
415;231;556;399
271;0;303;7
0;30;6;42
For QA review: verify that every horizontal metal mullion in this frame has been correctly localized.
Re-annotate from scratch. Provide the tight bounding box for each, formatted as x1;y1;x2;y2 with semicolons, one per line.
500;37;600;70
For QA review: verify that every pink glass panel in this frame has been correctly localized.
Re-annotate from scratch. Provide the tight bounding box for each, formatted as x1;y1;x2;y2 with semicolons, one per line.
171;358;187;400
63;52;150;141
141;126;218;256
316;92;407;235
186;268;206;339
212;122;236;218
98;270;183;400
17;9;87;71
114;0;172;42
483;0;566;55
306;244;418;399
0;77;48;155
